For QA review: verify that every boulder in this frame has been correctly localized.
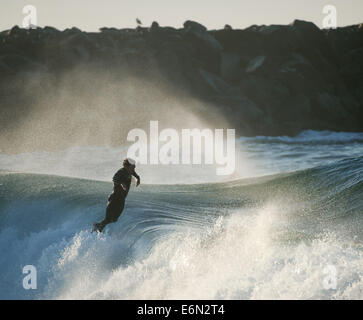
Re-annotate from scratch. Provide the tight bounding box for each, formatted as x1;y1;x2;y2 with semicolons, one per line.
184;29;222;54
58;32;98;62
314;92;349;123
246;55;265;73
214;94;265;126
198;69;230;94
7;25;22;37
99;27;120;33
290;94;312;120
340;48;363;76
63;27;82;35
43;26;60;34
290;19;320;32
220;52;240;80
281;53;310;69
150;21;159;32
183;20;207;32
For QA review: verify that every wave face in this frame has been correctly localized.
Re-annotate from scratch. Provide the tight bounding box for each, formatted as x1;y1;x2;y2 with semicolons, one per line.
0;131;362;299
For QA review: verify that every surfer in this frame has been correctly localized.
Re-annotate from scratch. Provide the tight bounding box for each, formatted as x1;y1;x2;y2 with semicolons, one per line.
92;158;140;233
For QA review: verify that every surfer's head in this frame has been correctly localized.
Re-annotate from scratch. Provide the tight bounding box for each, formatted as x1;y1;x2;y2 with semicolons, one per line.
123;158;136;169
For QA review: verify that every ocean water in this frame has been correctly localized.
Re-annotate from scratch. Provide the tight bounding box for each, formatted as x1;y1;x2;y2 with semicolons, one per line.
0;130;362;299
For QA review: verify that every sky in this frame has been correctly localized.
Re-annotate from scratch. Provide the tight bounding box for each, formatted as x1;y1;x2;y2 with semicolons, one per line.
1;0;363;31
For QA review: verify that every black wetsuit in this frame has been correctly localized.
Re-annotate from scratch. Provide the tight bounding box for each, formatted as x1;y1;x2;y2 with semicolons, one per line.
93;167;140;232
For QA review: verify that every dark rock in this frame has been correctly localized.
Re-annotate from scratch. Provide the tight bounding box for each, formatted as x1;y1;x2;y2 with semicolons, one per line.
220;52;240;80
63;27;82;34
340;48;363;76
313;92;350;125
198;69;230;94
183;21;222;55
0;54;44;72
183;20;207;32
290;19;320;32
99;27;119;33
150;21;159;31
213;94;265;134
43;26;60;34
58;32;98;62
8;25;22;37
246;55;265;73
288;94;312;121
0;19;363;152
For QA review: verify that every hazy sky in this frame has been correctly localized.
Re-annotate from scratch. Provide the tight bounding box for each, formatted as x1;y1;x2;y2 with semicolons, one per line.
1;0;363;31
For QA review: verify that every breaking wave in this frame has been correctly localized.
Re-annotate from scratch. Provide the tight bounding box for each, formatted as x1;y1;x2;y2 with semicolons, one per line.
0;156;362;299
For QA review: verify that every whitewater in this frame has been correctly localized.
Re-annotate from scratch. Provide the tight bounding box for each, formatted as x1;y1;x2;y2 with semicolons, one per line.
0;130;362;299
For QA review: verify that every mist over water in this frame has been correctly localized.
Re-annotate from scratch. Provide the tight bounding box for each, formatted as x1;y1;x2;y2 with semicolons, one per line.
0;66;228;154
0;130;362;183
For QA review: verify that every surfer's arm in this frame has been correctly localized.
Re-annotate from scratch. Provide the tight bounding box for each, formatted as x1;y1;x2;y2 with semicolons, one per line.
132;171;140;187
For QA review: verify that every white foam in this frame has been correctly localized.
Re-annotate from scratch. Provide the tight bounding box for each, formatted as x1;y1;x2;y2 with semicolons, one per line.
4;203;356;300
